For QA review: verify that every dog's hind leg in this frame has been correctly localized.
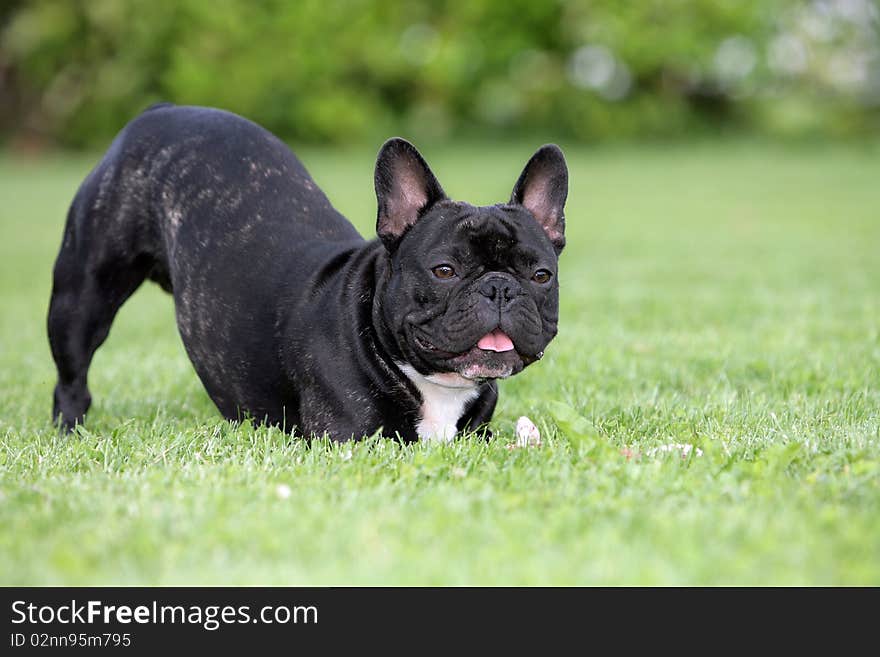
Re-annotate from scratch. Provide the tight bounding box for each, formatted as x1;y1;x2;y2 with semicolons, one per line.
47;196;151;431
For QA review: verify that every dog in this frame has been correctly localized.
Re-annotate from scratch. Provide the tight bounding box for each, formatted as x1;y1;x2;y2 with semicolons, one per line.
47;103;568;442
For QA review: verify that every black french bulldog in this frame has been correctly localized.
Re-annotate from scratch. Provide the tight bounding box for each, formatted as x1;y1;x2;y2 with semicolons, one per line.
48;104;567;442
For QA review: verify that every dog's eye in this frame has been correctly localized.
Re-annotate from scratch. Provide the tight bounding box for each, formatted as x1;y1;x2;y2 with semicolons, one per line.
532;269;553;284
432;264;456;279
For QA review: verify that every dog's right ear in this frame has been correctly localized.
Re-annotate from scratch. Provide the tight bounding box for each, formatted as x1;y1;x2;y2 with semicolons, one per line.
375;138;446;249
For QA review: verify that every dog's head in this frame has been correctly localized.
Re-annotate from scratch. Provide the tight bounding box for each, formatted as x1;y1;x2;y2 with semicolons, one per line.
374;138;568;383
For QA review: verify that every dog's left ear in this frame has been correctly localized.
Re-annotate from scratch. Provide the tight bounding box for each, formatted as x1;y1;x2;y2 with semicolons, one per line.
375;137;446;249
510;144;568;252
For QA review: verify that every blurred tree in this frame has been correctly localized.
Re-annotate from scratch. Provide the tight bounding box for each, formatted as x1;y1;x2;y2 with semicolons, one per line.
0;0;877;148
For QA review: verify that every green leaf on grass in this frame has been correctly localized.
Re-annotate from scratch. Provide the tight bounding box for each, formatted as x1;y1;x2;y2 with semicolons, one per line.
546;401;593;435
546;400;604;449
759;442;804;475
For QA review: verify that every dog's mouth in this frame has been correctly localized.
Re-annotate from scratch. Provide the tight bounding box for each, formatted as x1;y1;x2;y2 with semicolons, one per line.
475;328;515;353
412;327;532;380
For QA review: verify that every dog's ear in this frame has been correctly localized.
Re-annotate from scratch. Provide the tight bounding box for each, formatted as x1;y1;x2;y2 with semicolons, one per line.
375;138;446;249
510;144;568;253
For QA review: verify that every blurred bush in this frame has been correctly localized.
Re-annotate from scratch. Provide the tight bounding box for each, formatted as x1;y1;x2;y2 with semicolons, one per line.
1;0;878;148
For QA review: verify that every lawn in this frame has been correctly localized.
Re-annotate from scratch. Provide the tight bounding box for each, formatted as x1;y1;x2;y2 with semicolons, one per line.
1;139;878;585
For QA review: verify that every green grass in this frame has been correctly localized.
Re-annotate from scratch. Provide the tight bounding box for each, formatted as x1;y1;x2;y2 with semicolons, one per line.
1;140;879;585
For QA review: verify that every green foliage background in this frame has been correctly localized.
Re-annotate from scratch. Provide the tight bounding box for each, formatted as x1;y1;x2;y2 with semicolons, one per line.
2;0;879;147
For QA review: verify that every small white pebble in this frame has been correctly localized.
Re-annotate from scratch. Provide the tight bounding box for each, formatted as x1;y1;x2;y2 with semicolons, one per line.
515;416;542;448
275;484;292;500
646;443;703;458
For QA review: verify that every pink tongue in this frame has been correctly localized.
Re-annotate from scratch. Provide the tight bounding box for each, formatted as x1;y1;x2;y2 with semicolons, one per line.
477;329;515;352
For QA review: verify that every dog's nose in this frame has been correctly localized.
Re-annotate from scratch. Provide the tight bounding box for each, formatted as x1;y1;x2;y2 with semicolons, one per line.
478;275;518;306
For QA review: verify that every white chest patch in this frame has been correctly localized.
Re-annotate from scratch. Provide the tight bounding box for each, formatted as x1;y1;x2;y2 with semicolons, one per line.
398;364;480;443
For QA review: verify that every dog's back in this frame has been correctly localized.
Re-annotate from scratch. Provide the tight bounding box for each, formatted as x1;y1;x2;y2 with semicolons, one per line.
49;104;363;428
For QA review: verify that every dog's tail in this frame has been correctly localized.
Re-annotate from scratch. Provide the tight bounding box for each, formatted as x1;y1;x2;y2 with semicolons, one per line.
143;101;175;113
